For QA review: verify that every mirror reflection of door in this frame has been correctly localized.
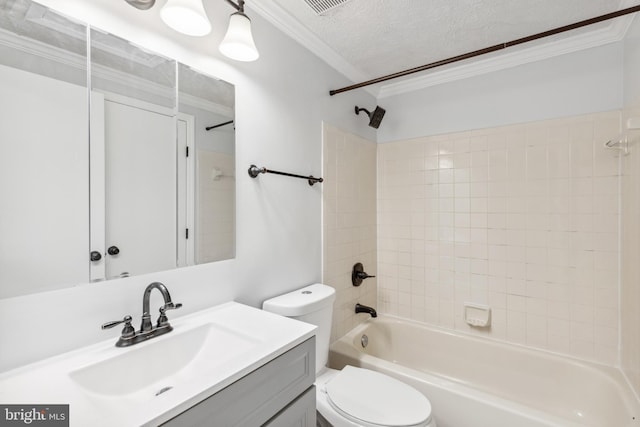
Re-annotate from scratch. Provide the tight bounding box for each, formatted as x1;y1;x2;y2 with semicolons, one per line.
104;97;176;279
89;29;178;281
177;113;195;268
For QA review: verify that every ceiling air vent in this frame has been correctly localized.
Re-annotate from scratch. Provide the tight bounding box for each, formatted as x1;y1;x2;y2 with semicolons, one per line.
303;0;351;15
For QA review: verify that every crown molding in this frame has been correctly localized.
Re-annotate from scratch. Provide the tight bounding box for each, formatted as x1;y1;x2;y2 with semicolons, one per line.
179;93;234;118
0;27;85;72
0;28;174;95
0;28;230;113
249;0;638;99
249;0;374;95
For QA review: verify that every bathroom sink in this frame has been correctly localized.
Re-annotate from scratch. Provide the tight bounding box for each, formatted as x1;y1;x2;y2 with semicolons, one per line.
69;322;258;396
0;302;316;427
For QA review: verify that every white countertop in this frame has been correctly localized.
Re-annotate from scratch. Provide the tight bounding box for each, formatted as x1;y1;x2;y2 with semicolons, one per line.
0;302;316;426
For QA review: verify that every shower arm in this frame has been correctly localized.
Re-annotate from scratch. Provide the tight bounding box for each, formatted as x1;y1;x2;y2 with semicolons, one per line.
355;107;372;116
329;4;640;95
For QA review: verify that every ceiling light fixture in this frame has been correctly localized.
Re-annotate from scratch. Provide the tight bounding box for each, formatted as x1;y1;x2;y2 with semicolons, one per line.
219;0;259;62
160;0;212;37
124;0;156;10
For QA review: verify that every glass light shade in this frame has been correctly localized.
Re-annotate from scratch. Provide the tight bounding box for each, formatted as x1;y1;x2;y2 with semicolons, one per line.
160;0;211;37
219;12;259;62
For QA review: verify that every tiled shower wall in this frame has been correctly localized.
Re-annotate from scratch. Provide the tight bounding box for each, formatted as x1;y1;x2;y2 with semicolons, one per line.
196;151;235;263
323;123;377;343
621;105;640;391
378;111;621;365
620;15;640;395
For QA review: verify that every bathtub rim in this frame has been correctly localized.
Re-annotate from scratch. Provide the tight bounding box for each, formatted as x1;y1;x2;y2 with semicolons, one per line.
329;314;640;426
338;314;631;375
330;346;587;427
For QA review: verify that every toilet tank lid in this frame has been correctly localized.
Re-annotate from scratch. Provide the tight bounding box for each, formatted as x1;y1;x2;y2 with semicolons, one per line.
262;283;336;316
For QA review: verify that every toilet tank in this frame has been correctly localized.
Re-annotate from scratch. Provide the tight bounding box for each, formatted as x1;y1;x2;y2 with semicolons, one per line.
262;283;335;374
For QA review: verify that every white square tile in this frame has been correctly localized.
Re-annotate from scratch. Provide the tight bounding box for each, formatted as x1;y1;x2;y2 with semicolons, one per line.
570;141;594;178
489;150;508;181
489;182;509;198
439;140;455;155
470;198;488;213
488;197;507;213
455;168;470;183
548;144;570;178
508;148;527;180
527;146;548;180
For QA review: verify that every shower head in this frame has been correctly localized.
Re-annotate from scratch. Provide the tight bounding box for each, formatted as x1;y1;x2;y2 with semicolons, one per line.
355;105;386;129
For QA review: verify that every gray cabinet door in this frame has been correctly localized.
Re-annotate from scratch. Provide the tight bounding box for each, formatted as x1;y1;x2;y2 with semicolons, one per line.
264;386;316;427
161;337;315;427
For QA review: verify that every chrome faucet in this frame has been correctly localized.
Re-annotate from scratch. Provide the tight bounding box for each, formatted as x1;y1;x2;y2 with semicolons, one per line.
141;282;181;332
102;281;182;347
355;303;377;318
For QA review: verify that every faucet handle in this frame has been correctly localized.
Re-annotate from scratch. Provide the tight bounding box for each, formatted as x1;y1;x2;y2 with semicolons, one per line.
102;315;132;329
160;302;182;313
352;262;376;286
102;315;135;338
157;303;182;328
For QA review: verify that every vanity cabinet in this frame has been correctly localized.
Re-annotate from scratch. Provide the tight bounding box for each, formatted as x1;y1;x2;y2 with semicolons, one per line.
161;337;316;427
264;386;316;427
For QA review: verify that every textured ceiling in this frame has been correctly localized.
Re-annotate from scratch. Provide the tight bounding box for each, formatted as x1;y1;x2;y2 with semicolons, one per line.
261;0;635;87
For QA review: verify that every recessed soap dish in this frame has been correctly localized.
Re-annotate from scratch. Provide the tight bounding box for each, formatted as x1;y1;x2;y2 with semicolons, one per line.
464;303;491;328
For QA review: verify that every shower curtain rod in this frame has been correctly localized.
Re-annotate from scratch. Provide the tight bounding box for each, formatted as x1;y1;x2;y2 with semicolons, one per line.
329;4;640;96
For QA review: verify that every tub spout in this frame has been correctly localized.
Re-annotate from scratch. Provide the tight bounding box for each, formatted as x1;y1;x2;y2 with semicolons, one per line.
355;303;377;318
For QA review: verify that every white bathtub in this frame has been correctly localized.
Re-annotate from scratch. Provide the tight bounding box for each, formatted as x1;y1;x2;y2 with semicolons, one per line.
329;316;640;427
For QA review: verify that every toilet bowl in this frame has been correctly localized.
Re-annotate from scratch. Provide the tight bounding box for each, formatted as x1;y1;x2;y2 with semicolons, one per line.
262;283;436;427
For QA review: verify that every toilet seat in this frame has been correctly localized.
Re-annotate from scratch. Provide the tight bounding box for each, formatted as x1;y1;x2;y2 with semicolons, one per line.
324;366;432;427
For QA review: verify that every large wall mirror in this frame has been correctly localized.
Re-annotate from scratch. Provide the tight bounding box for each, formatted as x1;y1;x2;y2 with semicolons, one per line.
0;0;236;299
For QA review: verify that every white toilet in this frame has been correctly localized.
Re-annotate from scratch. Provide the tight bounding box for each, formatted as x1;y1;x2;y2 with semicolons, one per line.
263;283;436;427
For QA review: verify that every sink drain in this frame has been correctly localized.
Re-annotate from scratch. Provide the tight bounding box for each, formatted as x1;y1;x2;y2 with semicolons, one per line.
361;334;368;348
155;386;173;396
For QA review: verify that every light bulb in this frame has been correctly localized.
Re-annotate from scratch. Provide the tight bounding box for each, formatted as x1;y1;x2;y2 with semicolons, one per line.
219;12;259;62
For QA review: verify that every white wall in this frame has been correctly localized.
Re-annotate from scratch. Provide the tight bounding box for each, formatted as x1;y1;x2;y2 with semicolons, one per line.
0;0;376;372
624;16;640;107
377;43;624;143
